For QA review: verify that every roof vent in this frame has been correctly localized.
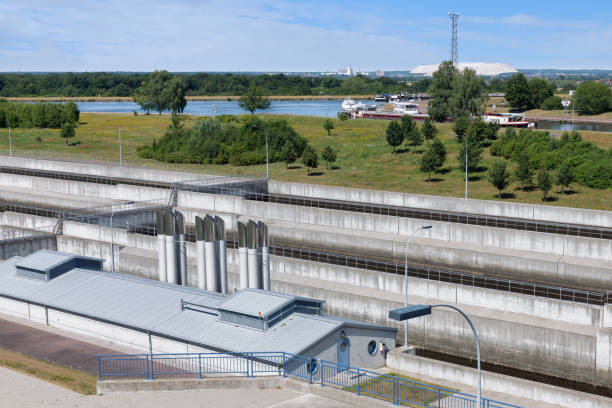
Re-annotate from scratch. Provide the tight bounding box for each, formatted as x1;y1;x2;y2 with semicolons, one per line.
15;250;103;282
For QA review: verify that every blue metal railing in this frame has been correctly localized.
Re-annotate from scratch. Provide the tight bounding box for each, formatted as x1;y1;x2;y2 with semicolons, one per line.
97;351;524;408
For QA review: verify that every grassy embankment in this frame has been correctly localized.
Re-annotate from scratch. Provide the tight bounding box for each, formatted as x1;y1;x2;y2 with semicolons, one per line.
0;112;611;210
0;346;97;394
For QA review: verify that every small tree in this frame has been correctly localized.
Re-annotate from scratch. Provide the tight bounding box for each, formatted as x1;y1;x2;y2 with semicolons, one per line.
281;142;297;169
400;116;416;138
453;115;470;139
65;101;80;123
515;154;533;191
60;122;75;145
430;138;447;169
457;136;483;172
420;149;438;182
323;118;335;135
556;163;575;193
488;161;511;198
338;112;349;121
406;126;424;153
422;118;437;144
537;169;553;201
238;83;271;114
301;145;318;175
385;120;404;153
322;146;337;169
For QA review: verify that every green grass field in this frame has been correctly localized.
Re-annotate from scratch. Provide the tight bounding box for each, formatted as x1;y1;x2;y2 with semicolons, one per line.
1;112;611;210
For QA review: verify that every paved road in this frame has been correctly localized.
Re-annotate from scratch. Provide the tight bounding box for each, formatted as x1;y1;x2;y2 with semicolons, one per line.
0;318;120;374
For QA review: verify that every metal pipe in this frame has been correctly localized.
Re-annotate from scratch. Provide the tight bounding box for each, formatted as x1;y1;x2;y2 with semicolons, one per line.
404;225;432;347
8;119;12;158
247;221;259;288
216;216;228;294
175;212;187;286
204;216;218;292
164;212;177;285
260;222;270;290
195;216;206;289
156;210;167;282
110;210;115;273
464;136;468;199
237;222;248;290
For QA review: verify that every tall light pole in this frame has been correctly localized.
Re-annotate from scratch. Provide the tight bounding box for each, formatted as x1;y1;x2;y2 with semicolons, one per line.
252;125;269;179
110;209;116;273
118;127;122;167
7;119;12;158
464;137;468;199
403;225;432;347
389;303;481;408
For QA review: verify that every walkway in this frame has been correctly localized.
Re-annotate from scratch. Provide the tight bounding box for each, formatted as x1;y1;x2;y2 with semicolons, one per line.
0;318;119;375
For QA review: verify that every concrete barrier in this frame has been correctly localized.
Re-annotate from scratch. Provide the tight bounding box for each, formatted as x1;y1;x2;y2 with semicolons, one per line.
386;351;612;408
269;180;612;229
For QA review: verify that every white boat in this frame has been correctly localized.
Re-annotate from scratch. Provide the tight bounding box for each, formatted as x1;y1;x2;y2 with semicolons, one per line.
481;112;533;128
341;99;366;112
393;102;420;115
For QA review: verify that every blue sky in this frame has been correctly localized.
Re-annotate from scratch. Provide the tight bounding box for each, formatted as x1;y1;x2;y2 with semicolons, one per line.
1;0;611;72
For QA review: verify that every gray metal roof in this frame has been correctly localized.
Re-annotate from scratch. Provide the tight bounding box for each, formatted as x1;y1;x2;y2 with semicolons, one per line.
217;288;321;318
16;250;73;272
0;252;396;355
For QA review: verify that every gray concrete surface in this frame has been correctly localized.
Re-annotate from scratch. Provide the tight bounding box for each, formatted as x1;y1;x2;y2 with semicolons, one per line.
0;318;120;374
0;366;301;408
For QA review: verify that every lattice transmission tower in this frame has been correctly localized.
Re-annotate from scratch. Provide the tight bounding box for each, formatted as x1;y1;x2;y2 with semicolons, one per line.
448;12;459;68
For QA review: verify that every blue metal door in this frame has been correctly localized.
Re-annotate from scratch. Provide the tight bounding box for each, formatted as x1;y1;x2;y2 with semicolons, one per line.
337;338;350;371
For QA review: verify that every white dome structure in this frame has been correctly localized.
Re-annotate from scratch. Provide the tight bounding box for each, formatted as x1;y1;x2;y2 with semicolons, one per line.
411;62;517;76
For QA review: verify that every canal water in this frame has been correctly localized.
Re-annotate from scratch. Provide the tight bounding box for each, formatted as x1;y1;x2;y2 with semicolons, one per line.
534;120;612;133
75;99;348;117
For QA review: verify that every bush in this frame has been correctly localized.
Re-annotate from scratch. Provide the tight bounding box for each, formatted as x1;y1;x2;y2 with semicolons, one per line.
540;96;563;110
0;102;76;129
137;116;307;166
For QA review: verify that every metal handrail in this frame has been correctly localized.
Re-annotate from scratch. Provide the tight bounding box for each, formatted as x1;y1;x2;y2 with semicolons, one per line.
96;351;525;408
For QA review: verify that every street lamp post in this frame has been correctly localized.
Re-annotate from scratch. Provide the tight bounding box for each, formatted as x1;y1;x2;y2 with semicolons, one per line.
403;225;432;347
110;209;116;273
8;119;12;158
119;127;122;167
253;125;269;179
389;303;482;408
465;136;468;199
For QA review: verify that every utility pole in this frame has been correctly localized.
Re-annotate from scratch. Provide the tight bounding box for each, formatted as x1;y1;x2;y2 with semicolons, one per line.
265;127;269;179
448;12;460;68
8;119;12;158
118;127;122;167
465;137;468;199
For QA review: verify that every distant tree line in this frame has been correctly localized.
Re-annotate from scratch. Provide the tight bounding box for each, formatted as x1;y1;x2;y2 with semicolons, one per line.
0;71;513;98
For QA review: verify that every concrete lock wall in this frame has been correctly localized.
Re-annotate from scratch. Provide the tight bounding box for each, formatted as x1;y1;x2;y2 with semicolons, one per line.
261;219;612;291
0;235;57;260
386;352;612;408
268;180;612;229
1;156;209;183
178;191;612;262
0;173;171;203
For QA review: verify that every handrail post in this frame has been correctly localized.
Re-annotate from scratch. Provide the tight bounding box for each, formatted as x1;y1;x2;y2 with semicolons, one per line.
282;353;287;377
145;355;150;380
198;354;203;379
150;354;155;380
97;357;101;381
356;368;360;395
393;376;397;405
308;359;313;384
437;387;441;408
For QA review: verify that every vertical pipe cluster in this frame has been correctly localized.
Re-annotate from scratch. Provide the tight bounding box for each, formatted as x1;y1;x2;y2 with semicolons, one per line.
194;215;228;294
156;209;187;286
237;220;270;290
